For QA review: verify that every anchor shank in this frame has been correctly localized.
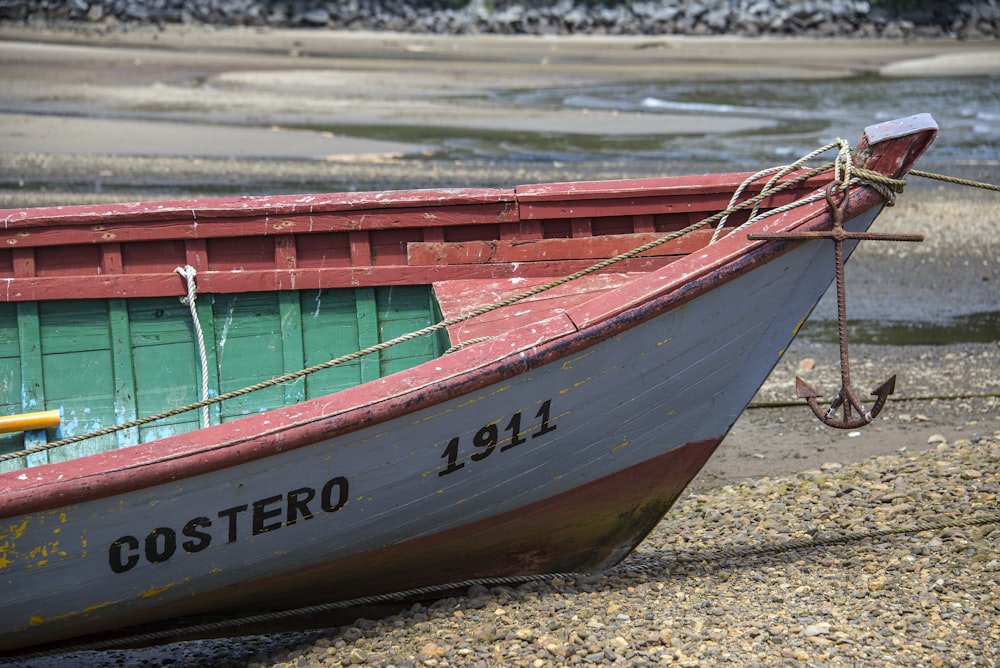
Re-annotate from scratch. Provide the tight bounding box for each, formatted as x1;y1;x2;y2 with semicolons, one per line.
832;234;853;411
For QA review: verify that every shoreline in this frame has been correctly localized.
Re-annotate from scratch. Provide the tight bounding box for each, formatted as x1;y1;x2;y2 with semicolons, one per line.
1;27;999;163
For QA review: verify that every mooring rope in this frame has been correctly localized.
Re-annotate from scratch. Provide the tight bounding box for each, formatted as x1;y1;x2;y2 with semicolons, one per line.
711;139;854;244
910;168;1000;192
0;140;916;463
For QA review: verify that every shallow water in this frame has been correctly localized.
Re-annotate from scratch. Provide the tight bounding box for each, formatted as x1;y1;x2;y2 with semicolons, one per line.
474;75;1000;168
798;309;1000;345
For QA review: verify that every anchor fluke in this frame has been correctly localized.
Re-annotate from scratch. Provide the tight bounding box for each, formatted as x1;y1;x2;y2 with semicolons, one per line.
794;376;823;400
867;374;897;420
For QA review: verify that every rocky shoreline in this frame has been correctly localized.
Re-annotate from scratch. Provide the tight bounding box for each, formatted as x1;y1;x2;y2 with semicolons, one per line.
2;0;998;39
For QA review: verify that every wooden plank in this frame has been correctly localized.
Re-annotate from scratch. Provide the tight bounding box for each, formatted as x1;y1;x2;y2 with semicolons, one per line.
16;302;48;467
130;297;205;441
38;300;118;461
301;288;364;397
407;230;712;266
375;286;442;376
432;274;636;345
101;244;124;275
355;287;381;384
213;293;285;422
0;259;679;302
109;298;139;447
11;248;35;278
0;186;515;225
0;202;520;248
0;303;23;470
279;291;306;406
350;231;372;268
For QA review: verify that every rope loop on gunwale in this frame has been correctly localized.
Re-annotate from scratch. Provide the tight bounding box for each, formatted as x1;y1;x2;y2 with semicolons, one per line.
175;265;211;429
1;143;980;464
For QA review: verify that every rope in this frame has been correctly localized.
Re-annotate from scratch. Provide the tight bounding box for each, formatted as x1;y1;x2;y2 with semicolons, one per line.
910;168;1000;192
658;512;1000;567
0;139;915;463
175;266;211;429
444;336;492;354
9;511;997;661
711;139;852;244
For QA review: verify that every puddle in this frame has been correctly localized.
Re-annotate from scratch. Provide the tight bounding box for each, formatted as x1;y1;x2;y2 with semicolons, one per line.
798;310;1000;346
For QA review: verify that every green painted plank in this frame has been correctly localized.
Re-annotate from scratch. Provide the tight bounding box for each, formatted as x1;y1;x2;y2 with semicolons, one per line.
18;302;48;467
129;297;203;442
213;293;285;421
355;287;381;384
109;299;139;447
0;303;24;471
301;288;364;397
376;286;442;376
279;291;306;405
38;300;117;461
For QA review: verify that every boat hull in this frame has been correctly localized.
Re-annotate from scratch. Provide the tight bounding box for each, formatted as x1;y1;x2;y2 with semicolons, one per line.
0;113;940;652
0;208;876;651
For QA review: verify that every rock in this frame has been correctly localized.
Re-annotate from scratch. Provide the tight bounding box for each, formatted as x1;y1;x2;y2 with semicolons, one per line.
1;0;996;38
803;621;832;636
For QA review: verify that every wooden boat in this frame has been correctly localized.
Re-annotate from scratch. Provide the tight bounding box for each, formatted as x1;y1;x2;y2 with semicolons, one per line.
0;114;936;653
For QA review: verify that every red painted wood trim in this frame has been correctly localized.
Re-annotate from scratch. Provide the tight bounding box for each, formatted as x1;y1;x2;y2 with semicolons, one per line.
101;244;123;275
185;239;207;272
0;201;520;248
275;236;297;270
11;248;35;278
0;259;677;301
407;230;712;266
349;230;371;267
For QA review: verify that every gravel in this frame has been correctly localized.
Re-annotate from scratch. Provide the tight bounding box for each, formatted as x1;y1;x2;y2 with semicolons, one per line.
12;432;997;667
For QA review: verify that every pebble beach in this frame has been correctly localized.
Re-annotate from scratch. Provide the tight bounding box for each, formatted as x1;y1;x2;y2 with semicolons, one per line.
14;430;999;667
1;19;998;668
248;434;1000;668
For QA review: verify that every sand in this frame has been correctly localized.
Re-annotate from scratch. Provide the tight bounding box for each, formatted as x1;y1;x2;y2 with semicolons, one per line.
1;26;999;158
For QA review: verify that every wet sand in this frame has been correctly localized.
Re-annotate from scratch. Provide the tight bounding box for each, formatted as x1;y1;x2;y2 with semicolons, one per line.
2;26;999;158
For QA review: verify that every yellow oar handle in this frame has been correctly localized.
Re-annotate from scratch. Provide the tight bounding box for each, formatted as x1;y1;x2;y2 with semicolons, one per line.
0;409;61;434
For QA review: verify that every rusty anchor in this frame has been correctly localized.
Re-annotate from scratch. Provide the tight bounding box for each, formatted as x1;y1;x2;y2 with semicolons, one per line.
749;181;924;429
